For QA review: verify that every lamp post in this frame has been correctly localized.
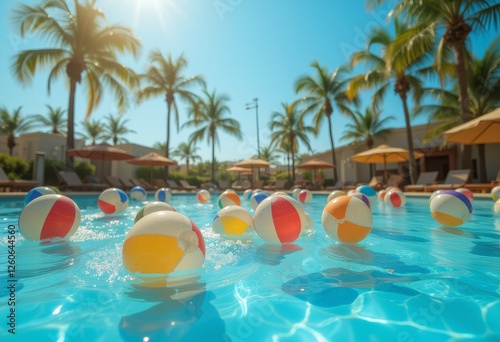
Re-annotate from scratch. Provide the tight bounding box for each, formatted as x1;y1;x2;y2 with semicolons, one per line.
245;98;260;158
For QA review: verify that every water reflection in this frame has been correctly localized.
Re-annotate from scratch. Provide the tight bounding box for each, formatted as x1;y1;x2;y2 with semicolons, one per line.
254;243;302;266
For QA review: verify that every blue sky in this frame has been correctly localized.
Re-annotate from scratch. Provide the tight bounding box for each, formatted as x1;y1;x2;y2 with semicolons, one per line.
0;0;497;163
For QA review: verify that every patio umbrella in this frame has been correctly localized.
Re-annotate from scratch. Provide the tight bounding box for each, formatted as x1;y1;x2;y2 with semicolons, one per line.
351;144;424;184
297;159;335;187
66;142;135;182
443;107;500;144
234;157;271;187
126;152;177;184
226;166;252;180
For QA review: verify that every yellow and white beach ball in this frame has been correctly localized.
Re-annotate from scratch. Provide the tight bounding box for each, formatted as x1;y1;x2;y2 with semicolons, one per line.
130;186;147;202
297;189;313;203
384;189;406;207
122;211;205;275
217;191;240;208
134;201;176;223
212;206;253;236
327;190;345;203
155;188;172;203
253;195;306;243
491;186;500;201
250;192;268;211
18;194;81;241
98;188;129;214
455;187;474;202
322;195;373;244
430;190;473;226
196;189;211;203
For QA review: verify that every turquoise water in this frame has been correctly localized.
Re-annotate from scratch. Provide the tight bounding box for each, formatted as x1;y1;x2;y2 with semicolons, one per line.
1;193;500;341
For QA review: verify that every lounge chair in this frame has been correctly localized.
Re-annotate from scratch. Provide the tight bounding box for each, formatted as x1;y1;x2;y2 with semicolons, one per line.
106;176;127;190
130;178;156;191
153;179;168;188
424;169;471;192
179;180;197;191
253;180;264;190
119;177;135;190
0;167;39;192
384;174;404;189
58;171;108;191
462;169;500;193
166;180;182;191
404;171;439;192
264;180;286;191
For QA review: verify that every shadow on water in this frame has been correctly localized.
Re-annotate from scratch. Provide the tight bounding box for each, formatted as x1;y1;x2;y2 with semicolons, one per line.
470;241;500;257
254;243;302;266
120;280;229;341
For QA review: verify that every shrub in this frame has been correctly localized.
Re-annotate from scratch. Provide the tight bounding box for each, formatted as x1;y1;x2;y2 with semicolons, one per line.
43;158;65;185
74;161;95;181
0;153;30;179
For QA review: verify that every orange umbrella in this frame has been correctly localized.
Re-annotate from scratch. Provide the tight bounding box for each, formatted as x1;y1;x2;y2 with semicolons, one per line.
297;159;335;185
444;107;500;144
127;152;177;184
234;157;271;187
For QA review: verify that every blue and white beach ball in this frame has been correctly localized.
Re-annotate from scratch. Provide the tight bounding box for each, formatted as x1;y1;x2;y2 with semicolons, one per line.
429;190;473;226
24;186;57;205
98;188;129;214
130;186;147;202
155;188;172;203
250;192;268;211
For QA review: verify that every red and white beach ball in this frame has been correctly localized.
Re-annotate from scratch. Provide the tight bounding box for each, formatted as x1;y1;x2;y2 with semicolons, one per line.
455;187;474;202
98;188;129;214
250;192;268;211
297;189;313;203
122;211;205;275
155;188;172;203
322;195;372;244
24;186;57;205
18;194;81;241
253;195;306;243
130;186;147;202
491;186;500;201
212;206;253;236
218;191;241;208
430;190;473;226
196;189;211;203
134;201;176;223
327;190;346;203
384;189;406;207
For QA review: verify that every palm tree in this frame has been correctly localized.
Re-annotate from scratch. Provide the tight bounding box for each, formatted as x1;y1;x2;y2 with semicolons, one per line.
172;142;201;173
183;88;242;182
32;105;67;135
295;61;356;184
259;146;279;175
341;106;395;177
137;50;205;174
12;0;140;168
269;102;314;182
78;119;106;145
375;0;500;169
347;22;427;184
103;114;135;145
0;106;34;155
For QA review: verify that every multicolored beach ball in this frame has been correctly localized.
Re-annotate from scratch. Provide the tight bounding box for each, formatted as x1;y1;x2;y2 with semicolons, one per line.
253;195;305;243
98;188;129;214
322;196;373;244
122;211;205;275
218;191;240;208
356;185;377;206
18;194;81;241
455;187;474;202
130;186;147;202
134;201;176;223
430;190;473;226
212;206;253;236
196;189;211;203
348;192;371;210
491;186;500;201
155;188;172;203
24;186;57;205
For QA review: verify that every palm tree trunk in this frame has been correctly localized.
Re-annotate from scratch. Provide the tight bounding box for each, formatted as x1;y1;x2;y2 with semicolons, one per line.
454;44;472;170
66;79;77;169
7;134;15;156
211;133;215;182
400;95;417;185
165;101;172;178
290;134;296;182
186;158;190;173
327;115;338;184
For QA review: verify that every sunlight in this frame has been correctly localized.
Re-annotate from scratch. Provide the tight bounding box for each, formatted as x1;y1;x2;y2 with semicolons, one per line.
130;0;183;36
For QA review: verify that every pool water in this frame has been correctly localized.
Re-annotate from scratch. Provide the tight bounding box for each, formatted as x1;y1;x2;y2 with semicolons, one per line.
1;193;500;341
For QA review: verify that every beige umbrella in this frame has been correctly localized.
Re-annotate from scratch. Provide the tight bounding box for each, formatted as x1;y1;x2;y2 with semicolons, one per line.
127;152;177;184
443;107;500;144
351;144;424;183
234;157;271;187
297;159;335;187
66;142;135;182
226;166;252;181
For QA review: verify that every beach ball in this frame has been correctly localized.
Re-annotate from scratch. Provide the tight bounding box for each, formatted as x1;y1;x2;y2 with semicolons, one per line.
218;191;240;208
122;211;205;275
243;189;253;201
455;187;474;202
494;199;500;214
225;189;236;193
303;212;314;233
322;196;372;244
292;188;302;198
155;188;172;203
24;186;57;205
356;185;377;206
135;201;176;223
18;194;81;241
346;189;357;196
274;191;288;197
377;189;387;202
327;190;345;203
98;188;129;214
430;190;473;226
196;189;211;203
212;206;253;236
254;189;263;194
297;189;313;203
430;190;445;203
492;186;500;201
253;195;306;243
130;186;147;202
250;192;268;211
384;189;406;208
349;192;371;210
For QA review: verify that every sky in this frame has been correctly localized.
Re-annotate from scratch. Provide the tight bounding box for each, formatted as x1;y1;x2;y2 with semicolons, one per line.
0;0;498;164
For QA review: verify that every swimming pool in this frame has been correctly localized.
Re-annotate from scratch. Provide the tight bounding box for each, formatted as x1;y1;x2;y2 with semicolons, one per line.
1;192;499;341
